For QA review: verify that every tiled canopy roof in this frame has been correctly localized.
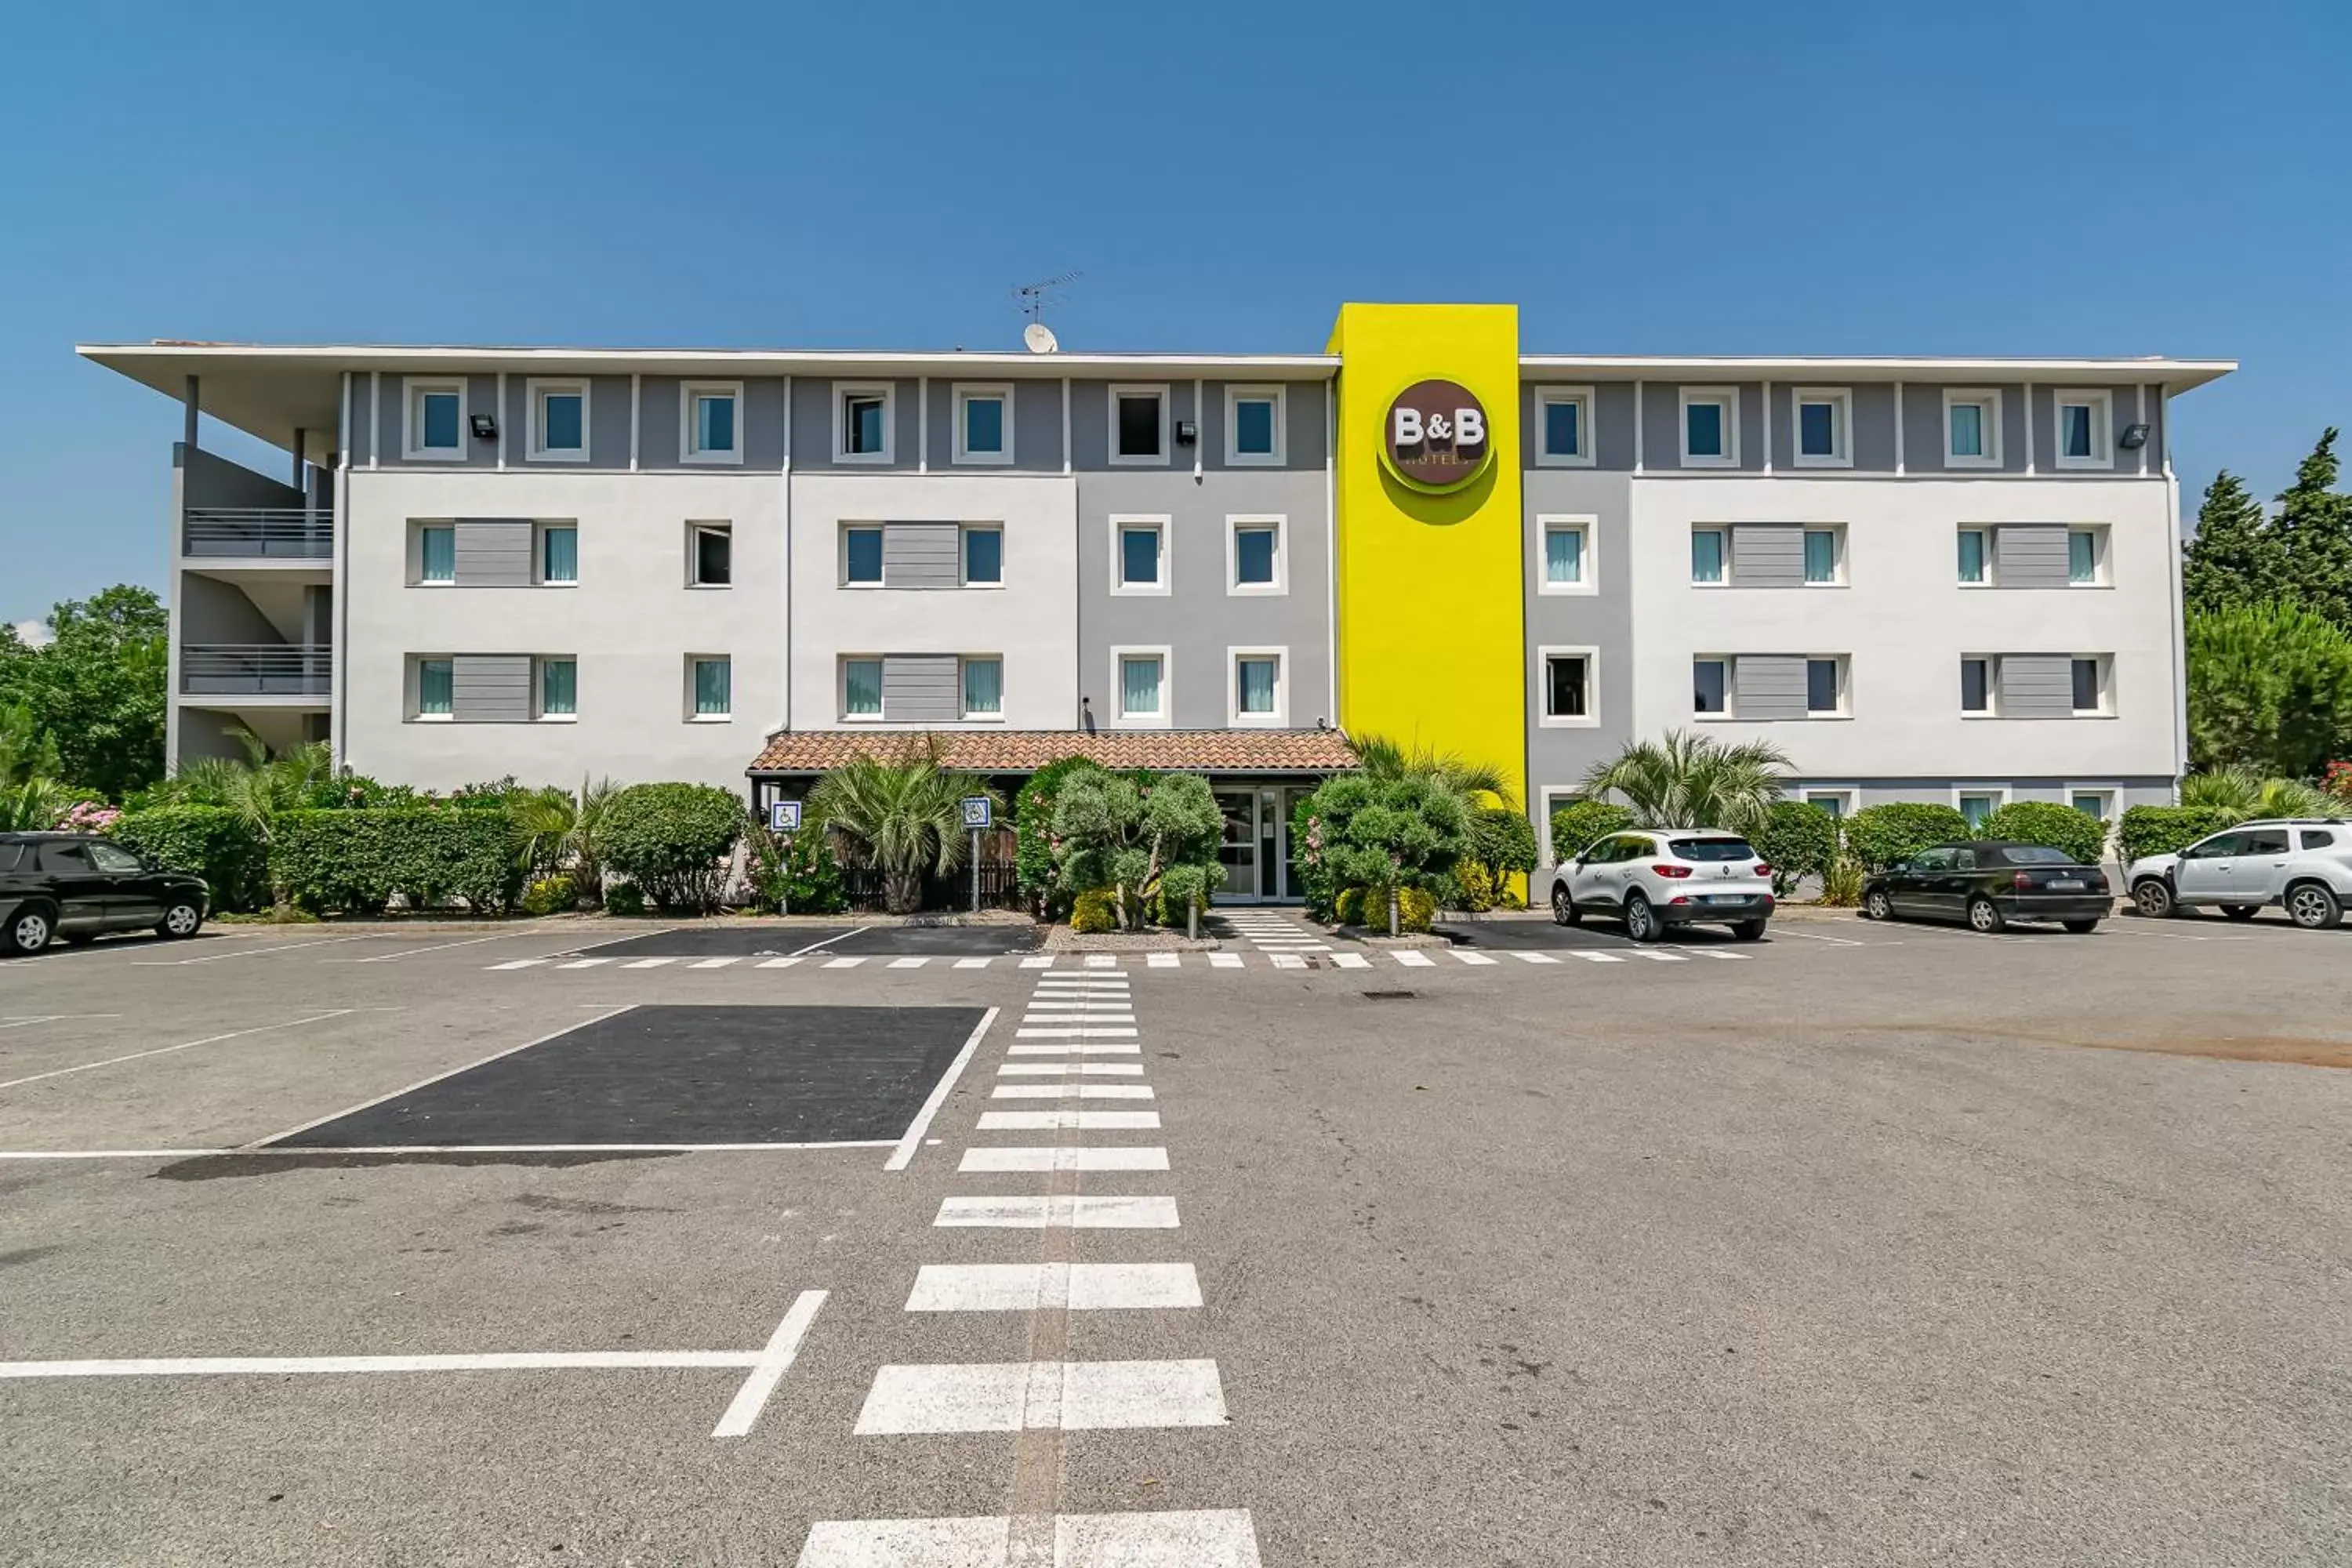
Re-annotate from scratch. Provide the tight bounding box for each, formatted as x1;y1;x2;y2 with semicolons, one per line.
747;728;1359;776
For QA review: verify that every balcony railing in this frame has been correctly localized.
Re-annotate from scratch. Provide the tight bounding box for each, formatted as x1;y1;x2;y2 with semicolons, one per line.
181;644;332;697
183;508;333;560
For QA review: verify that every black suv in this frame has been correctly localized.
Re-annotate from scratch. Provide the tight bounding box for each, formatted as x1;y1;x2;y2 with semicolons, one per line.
0;833;210;956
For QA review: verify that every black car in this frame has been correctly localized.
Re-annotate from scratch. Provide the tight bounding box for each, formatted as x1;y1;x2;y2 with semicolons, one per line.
0;833;210;956
1861;840;2111;934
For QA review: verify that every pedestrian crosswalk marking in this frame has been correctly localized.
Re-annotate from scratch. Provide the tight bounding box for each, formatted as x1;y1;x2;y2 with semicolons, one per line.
555;957;612;969
797;1509;1262;1568
1019;956;1055;968
958;1145;1168;1172
1392;950;1435;967
1570;950;1624;964
757;956;803;968
1332;952;1370;969
953;957;992;969
621;957;675;970
906;1263;1201;1313
1450;951;1497;966
822;956;866;969
996;1062;1145;1076
688;957;739;969
990;1083;1155;1101
1147;953;1181;967
1628;949;1686;962
934;1192;1176;1225
1014;1026;1138;1040
975;1109;1161;1131
887;956;929;969
1508;951;1560;964
490;937;1783;975
854;1357;1226;1434
1007;1044;1141;1056
1269;953;1308;969
488;959;545;970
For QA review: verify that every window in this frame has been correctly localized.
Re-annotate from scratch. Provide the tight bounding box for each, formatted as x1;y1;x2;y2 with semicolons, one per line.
683;383;741;463
953;384;1011;464
529;380;588;461
1693;658;1728;715
1112;517;1167;593
1110;386;1167;464
406;380;465;459
689;656;731;720
419;524;456;584
1691;528;1726;584
1957;789;2005;829
1226;386;1283;464
1961;657;1993;713
1804;791;1853;820
2068;527;2104;585
1958;527;1988;584
1803;527;1842;585
836;383;892;462
843;526;883;586
842;658;883;719
2239;828;2291;856
1541;518;1592;592
1535;388;1593;466
962;525;1003;586
1680;388;1737;466
2071;790;2114;821
1806;657;1846;715
539;524;578;585
416;657;453;718
2071;656;2107;714
2055;390;2111;469
1232;651;1283;724
1229;517;1283;593
1944;390;2001;466
1541;651;1594;723
690;524;733;587
2178;830;2243;862
1114;650;1167;724
2300;828;2337;851
1793;388;1851;466
537;657;577;719
960;656;1004;718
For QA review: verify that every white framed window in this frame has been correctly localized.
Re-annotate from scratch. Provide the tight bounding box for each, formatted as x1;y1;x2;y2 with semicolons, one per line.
1792;387;1851;467
1944;389;2002;467
1538;516;1595;594
2067;786;2118;825
961;524;1004;587
1693;657;1729;716
404;379;466;460
1110;646;1171;728
1802;525;1844;586
1225;385;1284;465
840;657;884;720
681;382;742;464
841;524;883;586
535;655;577;720
1679;387;1738;466
527;379;590;462
688;522;732;588
687;655;731;720
2071;655;2112;715
1690;526;1727;585
1227;515;1286;594
1110;514;1170;594
1229;648;1286;727
960;656;1004;720
1109;384;1168;465
1955;786;2009;829
2054;389;2112;470
1806;655;1849;716
412;655;454;720
1534;387;1595;467
1802;788;1857;820
415;522;456;585
952;383;1011;465
1537;646;1598;728
1957;526;1990;585
1960;655;1995;714
535;523;578;586
2067;525;2108;586
834;382;894;463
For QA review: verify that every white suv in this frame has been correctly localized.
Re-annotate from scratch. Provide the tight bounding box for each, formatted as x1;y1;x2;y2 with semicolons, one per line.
2126;819;2352;929
1545;828;1775;942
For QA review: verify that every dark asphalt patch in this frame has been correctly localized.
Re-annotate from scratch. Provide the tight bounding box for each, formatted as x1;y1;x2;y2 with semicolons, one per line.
574;926;855;958
829;925;1044;956
268;1004;985;1148
570;924;1043;958
153;1150;681;1181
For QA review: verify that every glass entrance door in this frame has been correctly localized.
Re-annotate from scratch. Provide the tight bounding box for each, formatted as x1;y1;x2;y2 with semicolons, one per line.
1215;789;1257;900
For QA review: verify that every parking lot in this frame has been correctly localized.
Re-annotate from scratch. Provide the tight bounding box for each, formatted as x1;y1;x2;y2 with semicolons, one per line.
4;911;2350;1565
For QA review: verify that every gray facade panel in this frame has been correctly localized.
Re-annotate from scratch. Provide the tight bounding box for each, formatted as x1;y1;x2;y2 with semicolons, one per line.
1851;384;1897;470
883;521;962;589
1998;654;2074;718
1200;379;1324;472
1734;655;1808;720
1994;524;2071;588
638;377;682;467
1640;383;1762;471
454;519;533;586
1595;383;1638;470
790;377;917;473
452;653;531;723
179;444;306;513
593;375;633;465
882;653;960;723
179;572;285;645
1067;380;1196;473
2028;385;2053;469
915;379;1067;473
632;376;783;470
743;377;789;470
1523;470;1633;840
1731;523;1806;588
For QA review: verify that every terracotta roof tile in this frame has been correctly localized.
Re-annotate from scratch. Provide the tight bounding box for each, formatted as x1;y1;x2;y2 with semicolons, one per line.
747;728;1358;776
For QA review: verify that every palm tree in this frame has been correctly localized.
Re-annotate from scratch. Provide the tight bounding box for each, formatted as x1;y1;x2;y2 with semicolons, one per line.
154;732;335;911
807;740;998;914
512;775;618;905
1577;731;1792;837
0;778;80;832
1352;732;1511;805
2180;766;2329;821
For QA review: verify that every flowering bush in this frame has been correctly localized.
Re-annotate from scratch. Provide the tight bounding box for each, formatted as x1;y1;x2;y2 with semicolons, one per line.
57;800;121;833
2328;761;2352;804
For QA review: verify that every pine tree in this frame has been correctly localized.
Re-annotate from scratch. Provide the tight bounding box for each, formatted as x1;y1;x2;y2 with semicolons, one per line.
2268;427;2352;635
2182;468;2278;616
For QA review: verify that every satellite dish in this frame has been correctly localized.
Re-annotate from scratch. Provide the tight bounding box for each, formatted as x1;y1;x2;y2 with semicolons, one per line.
1023;321;1060;354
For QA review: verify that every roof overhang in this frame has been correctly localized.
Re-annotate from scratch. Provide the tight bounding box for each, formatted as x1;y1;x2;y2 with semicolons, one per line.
1519;354;2236;393
747;728;1360;778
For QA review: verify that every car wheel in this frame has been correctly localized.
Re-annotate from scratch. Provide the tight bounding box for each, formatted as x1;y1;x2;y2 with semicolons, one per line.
1862;888;1893;921
1731;919;1767;942
1966;895;2006;935
2061;919;2100;935
1550;887;1579;927
2220;904;2259;922
2131;878;2176;920
2285;882;2344;931
4;906;54;957
157;901;204;939
1623;891;1659;943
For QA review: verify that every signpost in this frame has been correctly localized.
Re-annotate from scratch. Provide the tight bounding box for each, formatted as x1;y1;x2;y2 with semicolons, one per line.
769;800;803;914
960;797;993;913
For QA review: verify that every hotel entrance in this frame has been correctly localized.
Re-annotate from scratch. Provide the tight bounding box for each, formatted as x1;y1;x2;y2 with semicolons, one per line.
1214;784;1317;903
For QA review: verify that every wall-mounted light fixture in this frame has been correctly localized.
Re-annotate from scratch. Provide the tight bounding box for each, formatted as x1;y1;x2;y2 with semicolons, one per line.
470;413;499;441
2118;422;2151;451
1174;419;1198;448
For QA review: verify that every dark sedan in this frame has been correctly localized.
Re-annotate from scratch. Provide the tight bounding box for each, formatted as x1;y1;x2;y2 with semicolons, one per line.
1861;840;2111;934
0;833;210;956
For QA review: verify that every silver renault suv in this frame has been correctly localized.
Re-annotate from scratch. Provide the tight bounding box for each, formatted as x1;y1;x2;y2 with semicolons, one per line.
2125;818;2352;928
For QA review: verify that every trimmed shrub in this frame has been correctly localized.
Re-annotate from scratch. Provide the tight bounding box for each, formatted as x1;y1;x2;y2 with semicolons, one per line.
1070;888;1118;934
1842;802;1971;869
1749;800;1840;895
1455;808;1538;911
2118;804;2239;865
1052;770;1224;928
108;805;268;912
748;816;848;915
520;875;575;916
1334;884;1436;933
599;782;744;913
604;880;647;916
1976;800;2110;866
1152;862;1214;928
1549;800;1637;862
1015;757;1105;915
271;808;523;914
1396;885;1436;933
1290;774;1469;921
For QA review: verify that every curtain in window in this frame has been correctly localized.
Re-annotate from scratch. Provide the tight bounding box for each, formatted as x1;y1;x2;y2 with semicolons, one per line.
1804;531;1837;583
1958;531;1986;583
1691;531;1724;583
2068;532;2096;583
543;527;577;583
844;660;882;716
963;659;1002;715
1238;658;1276;713
419;660;453;715
541;659;576;716
422;527;456;582
694;659;731;715
2062;405;2092;458
1121;657;1161;715
1950;405;1984;457
1546;528;1583;584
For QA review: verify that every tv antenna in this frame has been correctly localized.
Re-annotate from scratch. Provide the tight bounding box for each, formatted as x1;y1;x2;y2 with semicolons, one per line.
1014;271;1081;352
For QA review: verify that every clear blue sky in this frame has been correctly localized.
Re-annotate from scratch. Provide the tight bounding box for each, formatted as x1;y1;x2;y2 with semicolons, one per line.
3;1;2345;625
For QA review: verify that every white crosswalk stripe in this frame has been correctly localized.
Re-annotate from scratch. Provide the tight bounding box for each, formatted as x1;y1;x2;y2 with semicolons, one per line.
887;956;929;969
622;957;677;969
990;1083;1155;1100
488;959;546;970
934;1192;1177;1225
953;956;992;969
1628;949;1686;962
1006;1043;1141;1055
1392;950;1435;967
958;1145;1169;1172
1270;953;1308;968
1449;951;1497;966
1570;949;1624;964
1332;952;1370;969
1208;953;1244;967
996;1062;1145;1076
757;956;803;968
854;1359;1225;1434
822;956;866;969
1508;950;1560;964
555;957;612;969
1014;1026;1139;1039
1019;956;1055;968
1147;953;1181;967
797;1509;1263;1568
688;957;739;969
906;1263;1201;1312
976;1109;1161;1131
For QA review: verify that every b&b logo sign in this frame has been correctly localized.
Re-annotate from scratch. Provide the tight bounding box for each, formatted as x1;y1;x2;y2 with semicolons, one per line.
1384;379;1490;492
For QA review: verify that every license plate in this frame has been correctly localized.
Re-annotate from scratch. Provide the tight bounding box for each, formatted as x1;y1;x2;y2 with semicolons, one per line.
1703;895;1748;905
2049;880;2085;891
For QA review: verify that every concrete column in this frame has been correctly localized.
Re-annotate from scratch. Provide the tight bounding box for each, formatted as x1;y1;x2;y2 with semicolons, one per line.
292;427;305;489
183;375;199;451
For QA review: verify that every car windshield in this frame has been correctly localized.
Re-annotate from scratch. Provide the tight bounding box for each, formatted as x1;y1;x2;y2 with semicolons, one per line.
1670;837;1756;862
1995;845;2077;866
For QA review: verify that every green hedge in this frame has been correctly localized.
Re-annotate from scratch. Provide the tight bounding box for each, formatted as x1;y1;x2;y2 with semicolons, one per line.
1334;885;1436;933
107;806;268;912
2118;805;2239;866
599;782;743;913
1548;800;1636;862
1842;802;1971;869
271;808;522;914
1975;800;2109;866
1749;800;1840;895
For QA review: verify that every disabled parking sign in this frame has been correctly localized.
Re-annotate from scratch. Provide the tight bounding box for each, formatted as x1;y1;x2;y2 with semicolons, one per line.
960;796;993;831
769;800;802;833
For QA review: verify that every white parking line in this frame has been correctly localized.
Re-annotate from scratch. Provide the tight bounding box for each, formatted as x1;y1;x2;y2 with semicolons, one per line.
883;1008;999;1174
1331;953;1370;969
854;1358;1225;1433
797;1509;1262;1568
823;956;867;969
789;926;873;958
976;1109;1160;1131
348;932;539;964
935;1193;1178;1227
1772;927;1870;946
1208;952;1244;968
0;1010;355;1093
710;1290;828;1439
132;933;376;966
906;1263;1201;1313
957;1146;1169;1172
